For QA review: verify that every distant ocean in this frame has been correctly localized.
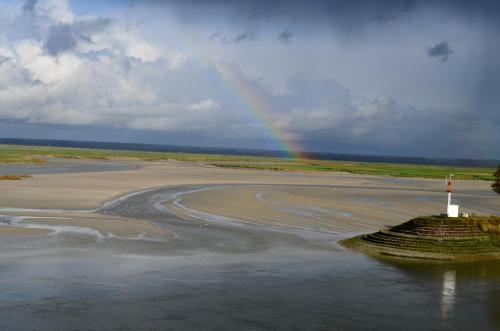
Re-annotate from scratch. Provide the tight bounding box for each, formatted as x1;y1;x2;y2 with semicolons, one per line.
0;137;497;167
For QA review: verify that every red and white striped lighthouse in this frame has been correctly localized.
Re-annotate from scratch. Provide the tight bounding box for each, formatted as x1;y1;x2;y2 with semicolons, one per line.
445;175;459;217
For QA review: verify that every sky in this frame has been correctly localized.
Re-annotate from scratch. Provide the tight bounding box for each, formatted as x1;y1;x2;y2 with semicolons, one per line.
0;0;499;159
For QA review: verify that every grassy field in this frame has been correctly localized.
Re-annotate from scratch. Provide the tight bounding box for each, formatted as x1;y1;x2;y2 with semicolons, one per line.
0;144;275;164
0;144;496;180
210;160;496;180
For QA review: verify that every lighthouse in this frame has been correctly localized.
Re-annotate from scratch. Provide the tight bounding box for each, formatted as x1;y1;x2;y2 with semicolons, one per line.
445;175;459;217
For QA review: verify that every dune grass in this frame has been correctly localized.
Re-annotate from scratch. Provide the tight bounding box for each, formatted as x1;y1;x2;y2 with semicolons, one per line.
0;144;495;180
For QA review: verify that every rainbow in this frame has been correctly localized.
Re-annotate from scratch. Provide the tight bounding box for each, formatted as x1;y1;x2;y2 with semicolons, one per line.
172;29;307;159
210;60;307;159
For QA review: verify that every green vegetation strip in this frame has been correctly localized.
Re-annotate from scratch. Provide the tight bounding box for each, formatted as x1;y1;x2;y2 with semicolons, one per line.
0;174;33;180
0;144;278;165
0;144;495;180
340;216;500;261
210;161;495;180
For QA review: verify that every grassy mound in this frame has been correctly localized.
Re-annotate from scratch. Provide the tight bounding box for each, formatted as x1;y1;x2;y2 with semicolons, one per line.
340;215;500;261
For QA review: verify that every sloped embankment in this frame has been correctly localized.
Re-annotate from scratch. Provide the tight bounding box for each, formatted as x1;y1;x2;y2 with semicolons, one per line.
340;215;500;261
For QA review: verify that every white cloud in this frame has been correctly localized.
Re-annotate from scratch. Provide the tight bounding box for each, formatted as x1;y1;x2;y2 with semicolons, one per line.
36;0;74;24
128;117;178;131
89;23;161;62
0;0;497;158
15;39;82;84
189;99;220;112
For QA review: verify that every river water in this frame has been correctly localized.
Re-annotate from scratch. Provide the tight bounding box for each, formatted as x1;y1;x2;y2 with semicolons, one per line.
0;186;499;330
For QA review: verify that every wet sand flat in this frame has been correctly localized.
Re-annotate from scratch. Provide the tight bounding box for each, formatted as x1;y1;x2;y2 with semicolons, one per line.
0;226;51;235
23;215;167;237
0;159;495;210
0;159;497;244
0;210;168;240
165;184;500;235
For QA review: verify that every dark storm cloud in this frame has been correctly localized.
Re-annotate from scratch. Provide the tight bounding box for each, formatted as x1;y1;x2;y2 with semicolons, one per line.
278;29;293;44
139;0;500;29
210;32;222;41
210;30;256;44
43;18;112;56
0;55;10;66
44;24;77;56
73;18;112;35
233;30;255;43
23;0;37;16
144;0;415;20
427;41;453;61
22;0;113;56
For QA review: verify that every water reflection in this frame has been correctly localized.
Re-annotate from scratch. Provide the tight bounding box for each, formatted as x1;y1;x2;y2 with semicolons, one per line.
376;256;500;329
441;270;456;320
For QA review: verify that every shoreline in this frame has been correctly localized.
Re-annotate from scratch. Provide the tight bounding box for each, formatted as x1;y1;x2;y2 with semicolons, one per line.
0;159;497;252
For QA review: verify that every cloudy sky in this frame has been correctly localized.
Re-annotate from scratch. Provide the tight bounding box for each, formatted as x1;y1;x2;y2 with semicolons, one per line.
0;0;499;158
